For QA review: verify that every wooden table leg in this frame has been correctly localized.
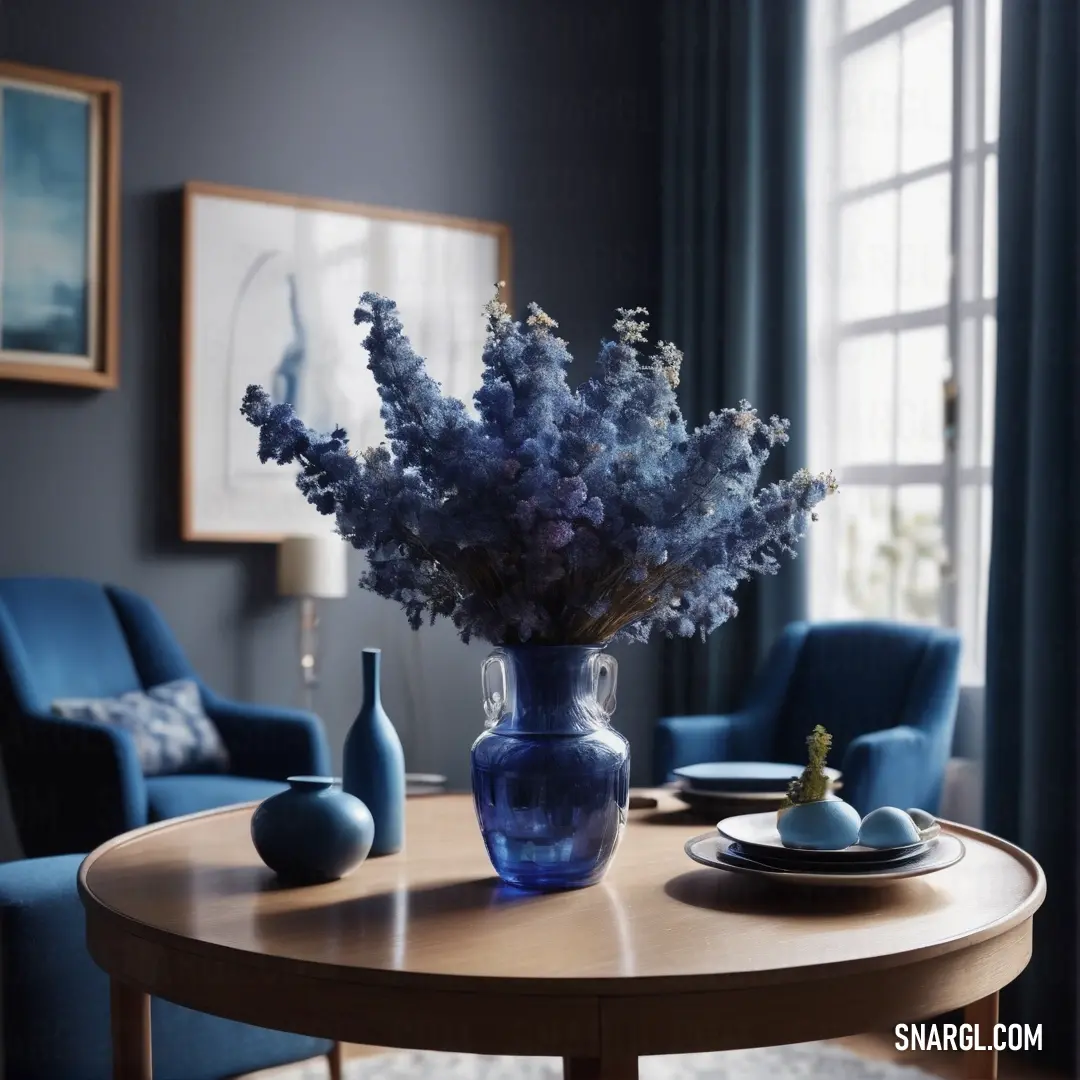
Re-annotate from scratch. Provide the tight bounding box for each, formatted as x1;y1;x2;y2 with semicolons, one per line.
965;990;1000;1079
327;1041;344;1080
111;978;152;1080
563;1056;638;1080
109;980;152;1080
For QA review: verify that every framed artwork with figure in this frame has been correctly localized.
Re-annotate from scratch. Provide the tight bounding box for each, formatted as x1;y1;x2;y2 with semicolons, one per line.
0;62;121;389
180;180;512;542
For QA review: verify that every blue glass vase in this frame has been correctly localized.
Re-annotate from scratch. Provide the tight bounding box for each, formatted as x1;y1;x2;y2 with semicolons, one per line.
343;648;406;856
470;645;630;891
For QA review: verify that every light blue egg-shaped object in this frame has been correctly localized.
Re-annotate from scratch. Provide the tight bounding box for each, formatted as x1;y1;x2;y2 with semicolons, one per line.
859;806;922;849
776;790;838;826
905;807;936;831
778;799;862;850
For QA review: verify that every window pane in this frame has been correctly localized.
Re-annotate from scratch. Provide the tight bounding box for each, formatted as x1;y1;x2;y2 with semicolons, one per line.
979;483;992;666
837;333;895;464
960;0;980;154
893;485;944;624
839;192;898;321
836;485;944;623
958;158;980;302
957;483;983;677
837;486;896;618
983;153;998;297
840;35;900;188
901;8;953;173
981;316;996;467
897;327;948;463
899;173;951;311
963;313;989;468
959;482;993;678
985;0;1002;144
844;0;909;33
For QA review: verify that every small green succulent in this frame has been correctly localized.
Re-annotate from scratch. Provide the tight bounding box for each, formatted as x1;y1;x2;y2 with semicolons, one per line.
781;725;833;808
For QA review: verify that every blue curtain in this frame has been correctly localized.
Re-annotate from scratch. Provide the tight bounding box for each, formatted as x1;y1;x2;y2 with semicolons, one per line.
659;0;809;715
984;0;1079;1070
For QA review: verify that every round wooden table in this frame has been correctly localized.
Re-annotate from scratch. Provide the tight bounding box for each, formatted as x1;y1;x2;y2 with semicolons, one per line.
79;792;1044;1080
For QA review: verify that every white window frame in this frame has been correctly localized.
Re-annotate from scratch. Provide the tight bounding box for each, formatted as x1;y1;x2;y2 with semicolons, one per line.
809;0;998;680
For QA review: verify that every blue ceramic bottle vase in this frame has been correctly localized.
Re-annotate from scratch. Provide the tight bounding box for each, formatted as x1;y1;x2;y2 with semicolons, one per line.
470;645;630;891
343;648;406;856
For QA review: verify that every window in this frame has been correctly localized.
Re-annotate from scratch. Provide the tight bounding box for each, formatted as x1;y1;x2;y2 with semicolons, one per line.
807;0;1001;682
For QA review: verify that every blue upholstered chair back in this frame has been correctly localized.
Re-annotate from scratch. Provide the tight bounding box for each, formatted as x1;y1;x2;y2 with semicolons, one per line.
770;621;954;765
0;575;330;858
0;578;145;717
654;619;961;811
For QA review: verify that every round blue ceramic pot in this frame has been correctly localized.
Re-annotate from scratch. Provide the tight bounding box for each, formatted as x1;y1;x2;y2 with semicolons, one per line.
251;776;374;884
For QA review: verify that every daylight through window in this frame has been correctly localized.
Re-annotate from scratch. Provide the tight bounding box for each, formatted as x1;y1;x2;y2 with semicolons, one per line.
807;0;1001;682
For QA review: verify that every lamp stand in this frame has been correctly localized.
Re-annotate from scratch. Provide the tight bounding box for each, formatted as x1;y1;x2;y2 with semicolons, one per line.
299;595;319;713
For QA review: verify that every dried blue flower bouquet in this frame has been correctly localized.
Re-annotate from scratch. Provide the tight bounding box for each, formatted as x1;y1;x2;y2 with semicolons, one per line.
241;286;836;888
241;288;835;646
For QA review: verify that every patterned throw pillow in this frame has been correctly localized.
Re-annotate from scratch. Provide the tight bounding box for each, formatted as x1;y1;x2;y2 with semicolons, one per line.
51;678;230;776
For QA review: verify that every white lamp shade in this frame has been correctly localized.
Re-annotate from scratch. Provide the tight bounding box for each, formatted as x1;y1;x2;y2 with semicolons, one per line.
277;536;349;599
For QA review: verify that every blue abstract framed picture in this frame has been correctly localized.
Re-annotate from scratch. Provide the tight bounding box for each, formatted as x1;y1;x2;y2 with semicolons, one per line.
0;62;120;388
181;181;510;541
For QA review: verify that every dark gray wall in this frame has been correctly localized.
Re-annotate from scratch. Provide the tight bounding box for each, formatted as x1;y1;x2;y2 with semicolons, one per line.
0;0;663;854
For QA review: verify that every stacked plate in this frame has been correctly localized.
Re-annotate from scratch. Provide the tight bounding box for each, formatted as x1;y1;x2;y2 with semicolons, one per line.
405;773;448;797
684;810;964;887
671;762;841;817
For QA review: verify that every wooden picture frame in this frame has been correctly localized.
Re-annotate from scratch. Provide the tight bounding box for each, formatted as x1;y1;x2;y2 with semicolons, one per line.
181;180;512;543
0;62;121;389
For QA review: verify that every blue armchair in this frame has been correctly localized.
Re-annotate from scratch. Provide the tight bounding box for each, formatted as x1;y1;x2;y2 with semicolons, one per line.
653;621;962;815
0;854;333;1080
0;577;331;857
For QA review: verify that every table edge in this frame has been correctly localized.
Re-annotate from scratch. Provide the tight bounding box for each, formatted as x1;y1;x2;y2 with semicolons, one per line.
78;800;1047;999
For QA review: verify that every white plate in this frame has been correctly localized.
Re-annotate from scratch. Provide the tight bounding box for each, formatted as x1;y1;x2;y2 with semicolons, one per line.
718;810;936;861
676;786;791;804
672;762;841;793
685;832;965;887
725;839;932;872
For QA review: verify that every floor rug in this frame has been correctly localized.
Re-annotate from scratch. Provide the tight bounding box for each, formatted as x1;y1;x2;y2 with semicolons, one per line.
268;1043;940;1079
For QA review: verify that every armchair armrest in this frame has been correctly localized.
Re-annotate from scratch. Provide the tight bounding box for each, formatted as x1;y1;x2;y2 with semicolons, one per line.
652;710;769;785
5;713;147;857
199;686;331;781
842;724;946;816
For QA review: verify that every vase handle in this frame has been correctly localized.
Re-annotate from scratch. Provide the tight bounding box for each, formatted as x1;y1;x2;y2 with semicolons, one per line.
481;650;509;728
592;652;618;718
